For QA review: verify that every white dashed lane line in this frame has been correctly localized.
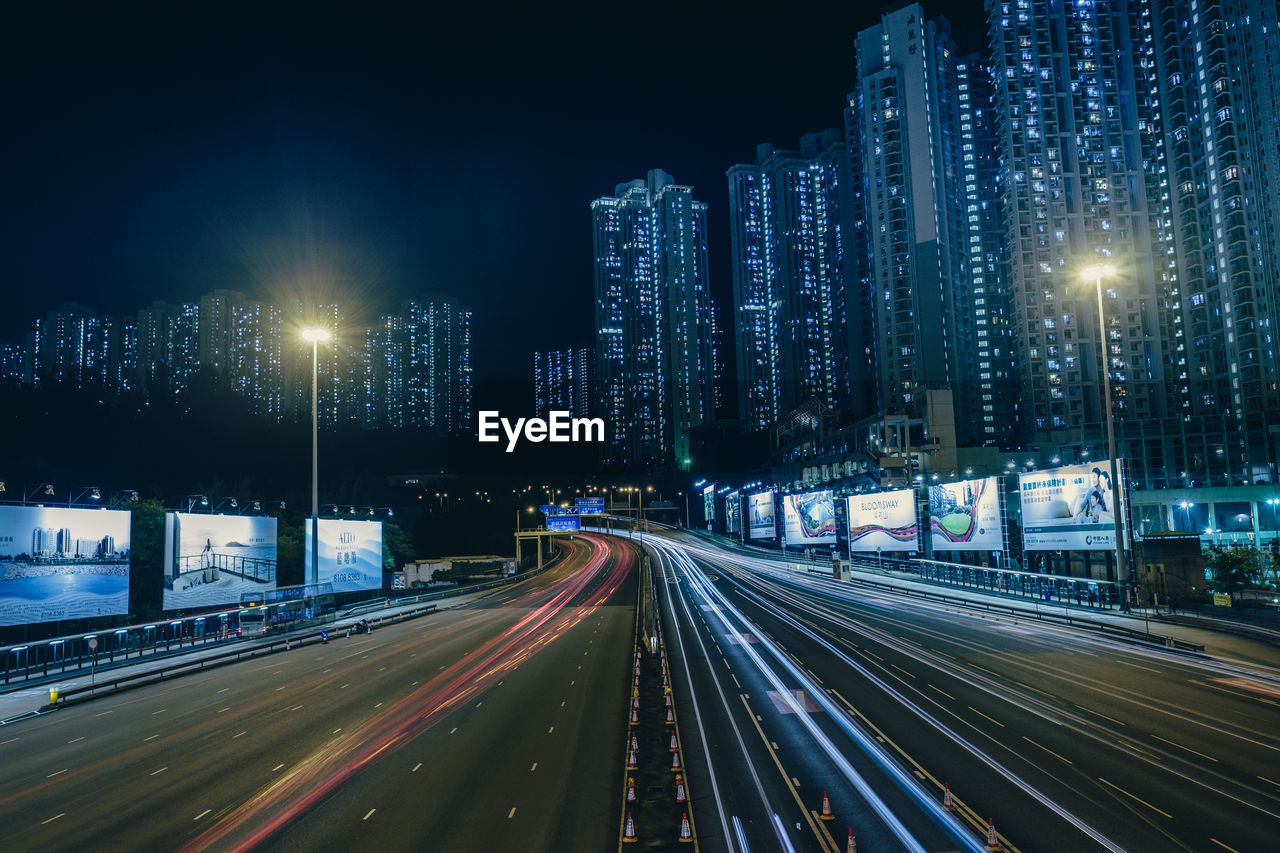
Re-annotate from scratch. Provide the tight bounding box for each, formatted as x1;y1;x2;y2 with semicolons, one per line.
363;809;376;821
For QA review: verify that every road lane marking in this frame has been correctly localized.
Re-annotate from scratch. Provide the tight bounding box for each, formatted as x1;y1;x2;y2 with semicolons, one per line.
560;701;566;707
476;702;482;708
927;684;956;700
508;807;517;819
530;762;537;772
273;764;284;772
217;688;229;694
1210;839;1242;852
792;777;800;786
548;726;554;734
218;708;230;713
1152;734;1218;762
67;737;84;744
890;663;915;679
144;735;159;742
340;684;349;689
363;809;376;821
1258;775;1280;788
412;763;422;772
1098;777;1171;818
969;706;1005;728
1116;660;1161;674
152;709;167;715
94;710;112;717
1022;736;1072;765
332;728;342;734
150;767;168;776
193;810;211;821
233;731;247;739
41;813;65;824
450;728;457;734
275;686;286;692
0;737;19;745
290;705;303;711
46;769;67;778
1074;704;1126;725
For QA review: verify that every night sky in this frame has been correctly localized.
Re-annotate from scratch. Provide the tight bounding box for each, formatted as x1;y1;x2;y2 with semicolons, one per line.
2;1;983;384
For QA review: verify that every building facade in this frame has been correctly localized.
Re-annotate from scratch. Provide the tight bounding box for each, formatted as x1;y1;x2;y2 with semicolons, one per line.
534;347;591;419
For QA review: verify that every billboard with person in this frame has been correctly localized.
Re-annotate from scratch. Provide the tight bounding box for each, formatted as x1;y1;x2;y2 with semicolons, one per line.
305;518;384;592
1019;461;1126;550
703;485;715;527
783;491;837;546
846;490;918;552
725;491;741;534
929;477;1004;552
163;513;277;610
0;505;131;626
748;491;776;540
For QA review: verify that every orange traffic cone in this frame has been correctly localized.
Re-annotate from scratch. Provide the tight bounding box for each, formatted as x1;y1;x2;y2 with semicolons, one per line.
665;706;675;725
847;828;857;853
985;818;1000;851
669;730;678;752
671;750;682;772
665;693;672;708
627;747;638;769
626;776;637;803
630;706;639;724
675;773;687;803
623;812;637;843
820;790;834;820
943;782;954;811
678;812;693;843
633;695;640;710
631;734;639;753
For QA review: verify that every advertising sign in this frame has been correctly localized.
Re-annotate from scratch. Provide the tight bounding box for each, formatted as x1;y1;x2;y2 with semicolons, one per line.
748;491;776;540
546;515;581;532
846;490;919;552
1019;461;1126;551
305;519;384;592
725;491;741;534
163;513;277;610
703;485;715;526
0;506;131;626
575;497;604;514
783;491;837;546
929;477;1004;552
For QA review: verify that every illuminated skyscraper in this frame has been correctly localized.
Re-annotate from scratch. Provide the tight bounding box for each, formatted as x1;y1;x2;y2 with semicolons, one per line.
533;348;590;419
404;296;473;434
728;130;850;430
593;169;715;470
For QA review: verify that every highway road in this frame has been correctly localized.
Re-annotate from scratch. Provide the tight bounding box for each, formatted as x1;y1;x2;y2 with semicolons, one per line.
648;530;1280;853
0;533;636;853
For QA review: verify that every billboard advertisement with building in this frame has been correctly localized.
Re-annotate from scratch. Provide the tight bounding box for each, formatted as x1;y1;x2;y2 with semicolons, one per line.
305;519;384;592
929;477;1004;552
0;505;131;627
163;513;277;610
1019;461;1125;551
783;491;837;546
846;490;918;552
748;491;776;540
725;491;741;534
703;485;715;527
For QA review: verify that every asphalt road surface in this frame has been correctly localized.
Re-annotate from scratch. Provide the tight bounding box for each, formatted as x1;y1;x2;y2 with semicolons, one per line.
0;533;636;853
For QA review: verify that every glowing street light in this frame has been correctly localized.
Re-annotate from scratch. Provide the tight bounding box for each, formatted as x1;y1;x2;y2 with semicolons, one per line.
301;326;333;586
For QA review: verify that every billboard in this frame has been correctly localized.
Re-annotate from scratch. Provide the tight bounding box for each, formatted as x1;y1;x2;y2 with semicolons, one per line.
305;519;384;592
0;506;131;626
725;491;741;534
703;485;715;526
546;515;581;532
748;491;776;540
847;490;919;552
1019;461;1126;550
163;513;277;610
929;477;1004;552
783;491;837;546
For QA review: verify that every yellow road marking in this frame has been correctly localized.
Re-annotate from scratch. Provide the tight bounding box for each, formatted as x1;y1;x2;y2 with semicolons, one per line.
1022;736;1072;765
968;706;1005;727
1152;734;1218;763
928;684;956;700
1098;777;1171;819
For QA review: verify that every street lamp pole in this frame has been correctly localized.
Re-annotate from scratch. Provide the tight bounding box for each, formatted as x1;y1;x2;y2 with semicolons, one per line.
1083;264;1128;601
301;326;332;587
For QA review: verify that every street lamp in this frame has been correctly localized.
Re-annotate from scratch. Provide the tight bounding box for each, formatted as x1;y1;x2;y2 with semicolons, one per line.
300;325;333;586
1179;500;1195;532
1081;262;1128;599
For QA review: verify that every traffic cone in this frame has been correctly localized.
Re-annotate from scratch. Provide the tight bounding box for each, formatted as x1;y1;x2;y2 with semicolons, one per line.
669;730;678;752
627;747;638;769
675;773;687;803
943;782;954;811
623;812;637;843
666;706;675;725
630;706;639;724
847;828;856;853
631;734;639;753
671;750;682;772
678;812;693;843
626;776;637;803
985;818;1000;851
633;695;640;710
665;693;672;709
820;791;834;820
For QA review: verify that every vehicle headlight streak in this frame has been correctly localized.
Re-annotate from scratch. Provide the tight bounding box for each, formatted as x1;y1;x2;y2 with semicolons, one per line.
648;535;1127;853
646;536;984;853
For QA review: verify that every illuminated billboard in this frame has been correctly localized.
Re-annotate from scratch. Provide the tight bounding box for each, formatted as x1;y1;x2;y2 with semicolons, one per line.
748;491;776;540
1019;461;1127;551
0;506;131;626
783;491;837;546
163;513;277;610
929;477;1004;552
703;485;715;526
725;491;741;534
305;519;384;592
846;490;918;552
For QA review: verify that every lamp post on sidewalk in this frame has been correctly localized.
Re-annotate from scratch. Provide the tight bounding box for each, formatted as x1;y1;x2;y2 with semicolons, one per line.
301;326;332;587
